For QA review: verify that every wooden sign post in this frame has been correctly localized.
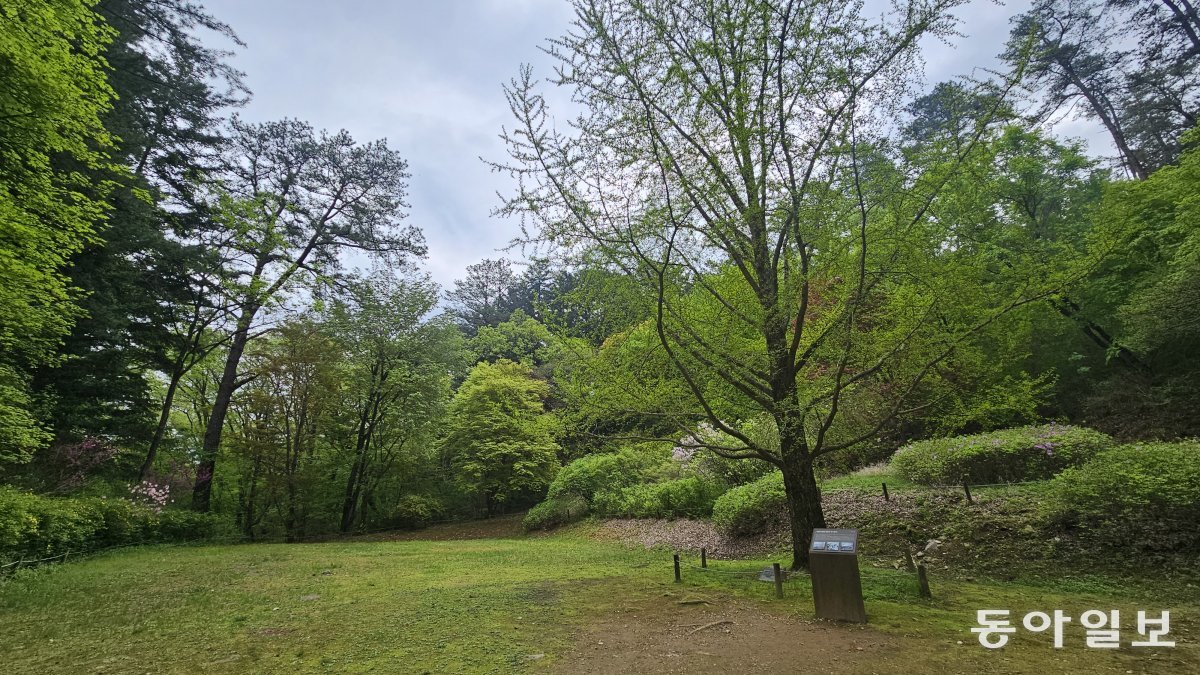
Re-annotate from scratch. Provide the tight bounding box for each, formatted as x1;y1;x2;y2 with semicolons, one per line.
809;528;868;623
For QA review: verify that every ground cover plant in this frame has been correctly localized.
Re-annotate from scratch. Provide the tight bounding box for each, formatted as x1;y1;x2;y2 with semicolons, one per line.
2;523;1198;674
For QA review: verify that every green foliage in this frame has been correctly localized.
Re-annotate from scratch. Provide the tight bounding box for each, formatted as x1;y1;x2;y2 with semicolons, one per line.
389;495;447;530
591;476;725;519
1048;441;1200;551
891;424;1114;485
521;494;588;532
711;471;787;536
0;0;119;462
0;487;223;562
470;309;557;367
545;444;668;502
443;360;561;511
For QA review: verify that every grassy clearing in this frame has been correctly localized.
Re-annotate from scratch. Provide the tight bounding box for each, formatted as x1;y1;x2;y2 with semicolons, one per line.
1;529;1197;673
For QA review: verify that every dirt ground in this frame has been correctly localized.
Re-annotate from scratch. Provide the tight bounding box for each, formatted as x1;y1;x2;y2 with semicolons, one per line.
553;590;898;674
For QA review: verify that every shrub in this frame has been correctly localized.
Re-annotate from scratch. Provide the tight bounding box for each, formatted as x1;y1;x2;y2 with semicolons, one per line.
389;494;446;530
522;494;588;532
712;471;787;536
890;424;1114;485
546;444;668;503
0;487;223;563
592;476;725;519
1047;441;1200;550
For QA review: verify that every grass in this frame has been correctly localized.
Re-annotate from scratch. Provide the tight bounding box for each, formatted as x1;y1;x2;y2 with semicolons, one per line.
1;528;1197;673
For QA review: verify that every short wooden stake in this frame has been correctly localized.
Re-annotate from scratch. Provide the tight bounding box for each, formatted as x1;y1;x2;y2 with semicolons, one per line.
903;546;916;572
963;483;973;504
674;554;681;583
882;482;890;501
772;562;784;598
700;548;707;568
917;562;932;598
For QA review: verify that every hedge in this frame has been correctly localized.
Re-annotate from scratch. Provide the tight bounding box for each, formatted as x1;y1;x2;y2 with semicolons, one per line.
890;424;1114;485
592;476;725;519
711;471;787;536
522;494;589;532
1047;441;1200;547
0;487;224;564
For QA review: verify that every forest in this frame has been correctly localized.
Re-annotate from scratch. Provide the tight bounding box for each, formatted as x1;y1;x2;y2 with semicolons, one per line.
2;0;1199;579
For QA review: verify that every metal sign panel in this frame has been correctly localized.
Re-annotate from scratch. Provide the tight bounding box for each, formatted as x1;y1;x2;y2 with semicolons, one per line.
810;528;867;623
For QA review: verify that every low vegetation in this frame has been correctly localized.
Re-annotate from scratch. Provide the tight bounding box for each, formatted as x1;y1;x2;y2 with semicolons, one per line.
890;425;1115;485
1;528;1197;673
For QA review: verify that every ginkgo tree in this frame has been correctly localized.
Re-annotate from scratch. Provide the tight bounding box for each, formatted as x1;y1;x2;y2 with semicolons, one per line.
494;0;1090;568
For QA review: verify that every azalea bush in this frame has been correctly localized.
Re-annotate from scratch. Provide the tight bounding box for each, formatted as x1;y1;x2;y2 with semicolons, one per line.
891;424;1114;485
591;476;725;519
522;494;588;532
1047;441;1200;551
711;471;788;536
0;487;224;563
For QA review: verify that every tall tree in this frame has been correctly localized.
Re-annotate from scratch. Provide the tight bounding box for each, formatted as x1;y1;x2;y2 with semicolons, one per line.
32;0;246;456
495;0;1082;568
445;258;515;335
331;274;463;532
0;0;117;463
190;119;424;511
442;360;560;515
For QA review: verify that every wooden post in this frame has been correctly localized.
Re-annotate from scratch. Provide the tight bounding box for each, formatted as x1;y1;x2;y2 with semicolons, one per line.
963;483;973;504
701;548;707;568
903;546;916;572
917;562;932;598
882;482;890;501
772;563;784;598
674;554;681;583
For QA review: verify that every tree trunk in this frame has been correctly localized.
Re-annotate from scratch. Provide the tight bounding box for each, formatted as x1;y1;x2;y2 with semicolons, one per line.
192;310;254;511
139;362;183;481
781;455;827;570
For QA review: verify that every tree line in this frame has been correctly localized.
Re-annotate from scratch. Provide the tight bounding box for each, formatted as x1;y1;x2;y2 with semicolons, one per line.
1;0;1197;563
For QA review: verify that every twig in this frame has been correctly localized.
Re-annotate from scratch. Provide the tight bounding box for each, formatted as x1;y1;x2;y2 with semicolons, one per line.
687;620;734;635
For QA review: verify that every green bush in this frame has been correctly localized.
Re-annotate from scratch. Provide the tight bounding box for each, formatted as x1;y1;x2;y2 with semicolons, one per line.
522;494;588;532
0;487;222;563
1048;441;1200;545
592;476;725;519
546;444;667;503
389;494;446;530
712;471;787;536
891;424;1114;485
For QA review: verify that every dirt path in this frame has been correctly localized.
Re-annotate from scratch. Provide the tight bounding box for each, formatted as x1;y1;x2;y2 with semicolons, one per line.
553;590;898;674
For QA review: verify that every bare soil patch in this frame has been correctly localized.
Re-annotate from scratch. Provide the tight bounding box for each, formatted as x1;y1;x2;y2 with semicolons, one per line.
553;590;897;674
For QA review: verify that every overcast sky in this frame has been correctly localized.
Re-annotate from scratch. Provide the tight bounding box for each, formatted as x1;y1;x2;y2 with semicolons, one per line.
202;0;1104;291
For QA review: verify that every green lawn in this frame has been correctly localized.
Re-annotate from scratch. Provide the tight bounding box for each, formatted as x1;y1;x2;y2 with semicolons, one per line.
1;528;1197;673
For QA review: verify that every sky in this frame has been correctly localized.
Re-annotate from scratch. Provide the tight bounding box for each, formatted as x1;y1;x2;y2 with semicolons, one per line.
201;0;1105;292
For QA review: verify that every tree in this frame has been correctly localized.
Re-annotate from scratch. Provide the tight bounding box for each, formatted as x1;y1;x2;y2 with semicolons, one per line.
442;360;559;514
190;119;424;511
495;0;1082;568
32;0;246;456
226;319;340;540
330;274;463;532
445;258;515;335
1007;0;1200;177
0;0;117;463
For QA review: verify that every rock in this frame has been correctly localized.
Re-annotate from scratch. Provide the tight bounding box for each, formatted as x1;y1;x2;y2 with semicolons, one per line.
924;539;942;553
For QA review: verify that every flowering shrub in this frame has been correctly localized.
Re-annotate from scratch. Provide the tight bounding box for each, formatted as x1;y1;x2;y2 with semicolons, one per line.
128;480;171;513
890;424;1114;485
0;487;223;563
